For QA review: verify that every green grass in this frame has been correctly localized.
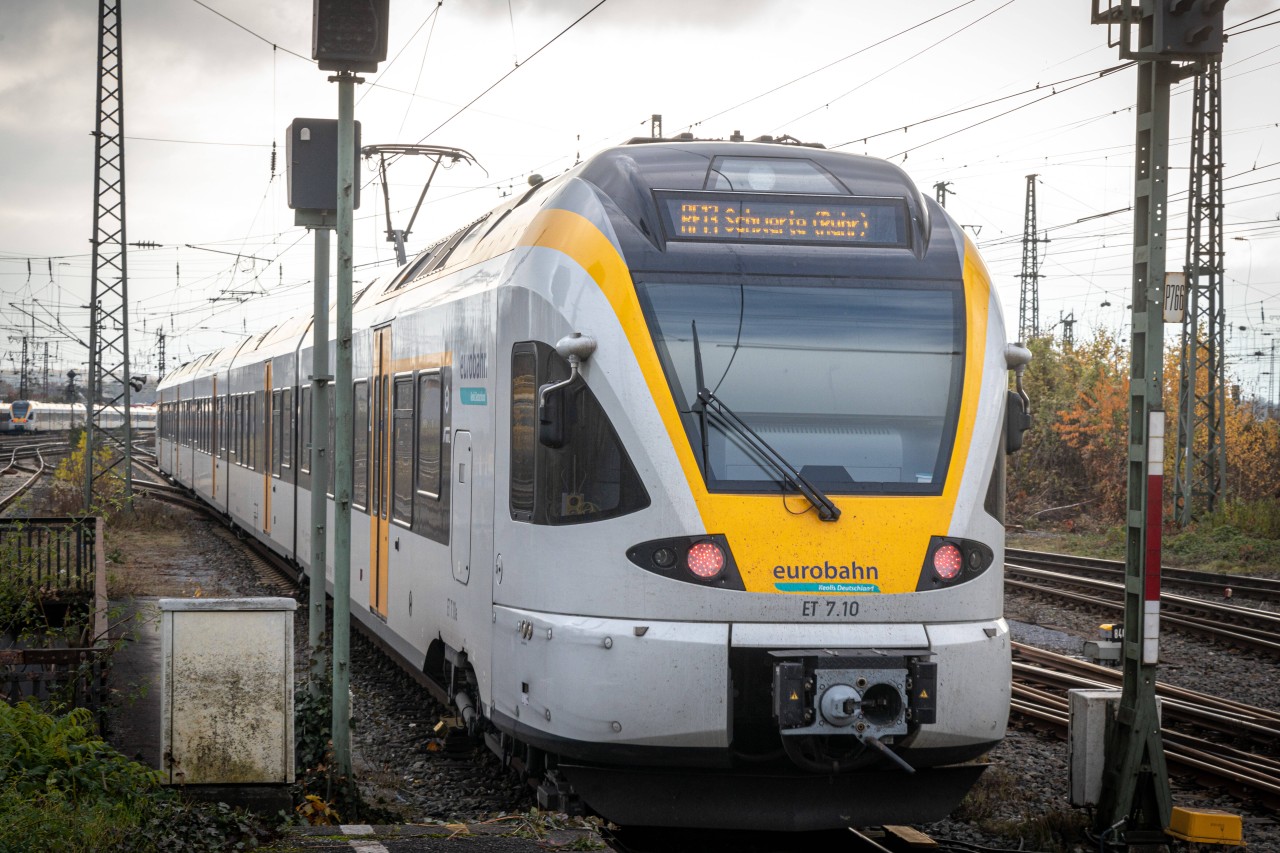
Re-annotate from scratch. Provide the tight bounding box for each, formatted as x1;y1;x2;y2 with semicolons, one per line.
1009;498;1280;575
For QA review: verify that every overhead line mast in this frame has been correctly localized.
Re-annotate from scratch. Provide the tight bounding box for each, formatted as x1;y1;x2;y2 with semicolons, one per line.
1017;175;1048;342
86;0;135;509
1175;59;1226;525
1090;0;1227;841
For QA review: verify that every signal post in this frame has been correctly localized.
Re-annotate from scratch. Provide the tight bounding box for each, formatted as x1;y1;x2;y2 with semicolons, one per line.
1089;0;1226;842
311;0;388;783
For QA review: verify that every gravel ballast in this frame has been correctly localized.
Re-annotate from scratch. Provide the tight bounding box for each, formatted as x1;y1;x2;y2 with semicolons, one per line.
110;502;1280;851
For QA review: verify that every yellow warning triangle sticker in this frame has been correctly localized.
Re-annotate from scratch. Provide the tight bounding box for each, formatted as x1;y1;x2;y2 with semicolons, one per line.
789;691;799;701
919;689;929;699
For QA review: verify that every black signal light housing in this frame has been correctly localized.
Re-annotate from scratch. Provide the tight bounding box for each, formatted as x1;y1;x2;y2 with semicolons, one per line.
626;534;745;590
915;536;995;591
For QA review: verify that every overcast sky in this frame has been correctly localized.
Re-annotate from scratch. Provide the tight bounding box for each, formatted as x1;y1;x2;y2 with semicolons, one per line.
1;0;1277;400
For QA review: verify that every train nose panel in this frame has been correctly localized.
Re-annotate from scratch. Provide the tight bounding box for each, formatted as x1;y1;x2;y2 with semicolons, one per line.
771;649;937;736
769;649;938;773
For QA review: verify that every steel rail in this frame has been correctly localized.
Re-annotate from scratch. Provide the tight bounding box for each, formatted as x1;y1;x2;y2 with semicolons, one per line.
1008;547;1280;602
1006;570;1280;656
1009;684;1280;802
0;448;46;513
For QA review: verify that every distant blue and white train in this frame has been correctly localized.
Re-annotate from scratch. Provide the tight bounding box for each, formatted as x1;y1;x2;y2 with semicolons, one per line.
0;400;156;433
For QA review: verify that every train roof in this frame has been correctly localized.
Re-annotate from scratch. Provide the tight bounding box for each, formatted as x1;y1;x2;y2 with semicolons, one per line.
161;140;940;390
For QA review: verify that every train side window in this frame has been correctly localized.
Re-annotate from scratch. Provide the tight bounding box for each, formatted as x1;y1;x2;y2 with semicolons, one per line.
327;389;336;498
272;390;283;476
282;387;293;473
299;386;311;477
415;371;442;500
392;376;414;525
510;349;537;521
353;380;369;509
251;391;261;471
509;341;650;525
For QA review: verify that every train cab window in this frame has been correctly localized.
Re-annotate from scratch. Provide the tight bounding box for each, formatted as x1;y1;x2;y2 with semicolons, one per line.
637;277;964;495
509;341;649;525
416;371;443;499
353;380;369;509
392;376;414;525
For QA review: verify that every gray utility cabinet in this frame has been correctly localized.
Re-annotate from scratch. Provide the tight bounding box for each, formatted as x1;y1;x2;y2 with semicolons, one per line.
159;598;297;785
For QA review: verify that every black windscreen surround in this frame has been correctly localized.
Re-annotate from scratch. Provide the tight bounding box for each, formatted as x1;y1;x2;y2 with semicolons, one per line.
510;341;650;525
636;276;965;495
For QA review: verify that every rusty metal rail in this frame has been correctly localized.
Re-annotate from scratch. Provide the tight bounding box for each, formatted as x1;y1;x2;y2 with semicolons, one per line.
1008;547;1280;603
1007;563;1280;657
1011;643;1280;805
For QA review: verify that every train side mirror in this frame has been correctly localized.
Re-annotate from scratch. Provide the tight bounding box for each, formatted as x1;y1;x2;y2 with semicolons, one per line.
1004;342;1033;454
538;380;571;449
537;333;596;449
1006;390;1032;453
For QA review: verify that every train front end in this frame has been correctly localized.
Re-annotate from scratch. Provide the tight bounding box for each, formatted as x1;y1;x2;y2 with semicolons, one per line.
9;401;33;432
490;141;1023;829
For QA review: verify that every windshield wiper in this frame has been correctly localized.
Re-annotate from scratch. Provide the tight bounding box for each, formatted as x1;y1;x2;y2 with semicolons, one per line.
691;321;841;523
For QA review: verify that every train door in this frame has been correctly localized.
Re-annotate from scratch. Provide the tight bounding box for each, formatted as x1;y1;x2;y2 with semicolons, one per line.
263;362;272;535
452;431;472;584
369;326;392;618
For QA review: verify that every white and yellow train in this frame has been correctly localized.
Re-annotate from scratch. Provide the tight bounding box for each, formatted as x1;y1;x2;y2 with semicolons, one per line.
1;400;156;432
157;138;1031;830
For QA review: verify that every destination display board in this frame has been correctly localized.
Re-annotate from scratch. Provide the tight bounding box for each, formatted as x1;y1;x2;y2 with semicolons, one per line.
657;192;907;247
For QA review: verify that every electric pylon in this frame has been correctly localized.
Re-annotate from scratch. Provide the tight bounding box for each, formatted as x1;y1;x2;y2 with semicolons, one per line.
1175;59;1226;525
85;0;134;509
1017;175;1048;341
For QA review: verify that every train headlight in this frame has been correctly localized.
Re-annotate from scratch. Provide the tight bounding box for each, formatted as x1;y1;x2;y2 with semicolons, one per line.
652;546;678;570
686;541;726;580
932;544;963;580
625;535;743;589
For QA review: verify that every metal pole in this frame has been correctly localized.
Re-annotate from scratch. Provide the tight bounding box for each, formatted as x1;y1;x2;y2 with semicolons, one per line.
309;226;331;696
1095;45;1173;839
331;70;356;781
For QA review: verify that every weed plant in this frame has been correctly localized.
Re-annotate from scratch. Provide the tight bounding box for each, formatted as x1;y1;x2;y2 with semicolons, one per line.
0;701;275;852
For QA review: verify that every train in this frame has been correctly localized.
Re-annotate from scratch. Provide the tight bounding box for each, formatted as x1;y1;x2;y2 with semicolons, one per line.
0;400;156;433
156;137;1032;830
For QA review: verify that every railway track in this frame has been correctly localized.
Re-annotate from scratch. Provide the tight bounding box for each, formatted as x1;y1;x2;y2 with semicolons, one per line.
1008;547;1280;603
1011;643;1280;806
1006;561;1280;657
0;449;47;513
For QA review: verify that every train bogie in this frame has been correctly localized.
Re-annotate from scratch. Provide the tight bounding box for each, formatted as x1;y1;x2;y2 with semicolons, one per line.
158;139;1030;830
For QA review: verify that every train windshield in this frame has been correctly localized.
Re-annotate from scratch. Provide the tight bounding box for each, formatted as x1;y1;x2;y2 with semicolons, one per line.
11;401;31;418
636;277;964;495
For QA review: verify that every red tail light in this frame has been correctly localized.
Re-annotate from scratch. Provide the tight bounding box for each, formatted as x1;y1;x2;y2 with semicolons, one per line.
932;544;963;580
686;541;726;580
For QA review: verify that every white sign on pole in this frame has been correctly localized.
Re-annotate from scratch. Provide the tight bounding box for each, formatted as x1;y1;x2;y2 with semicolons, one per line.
1164;272;1186;324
